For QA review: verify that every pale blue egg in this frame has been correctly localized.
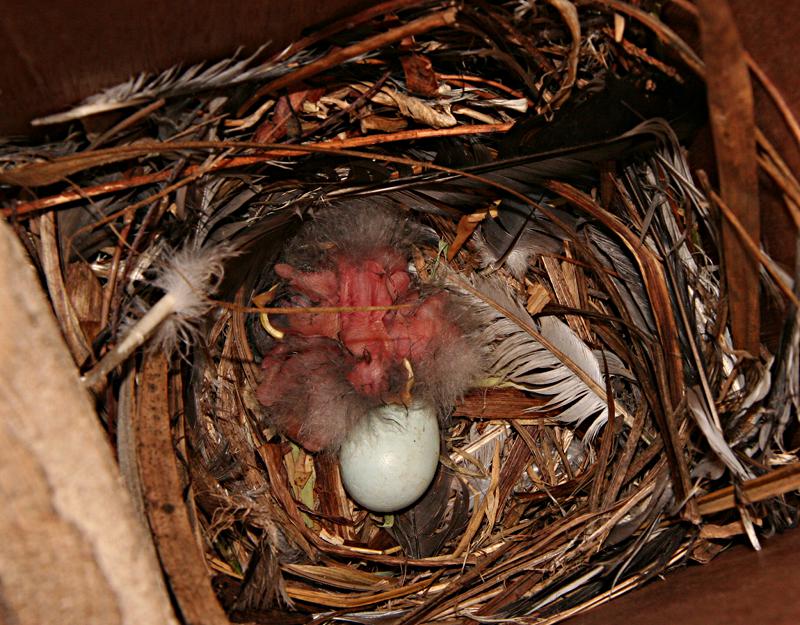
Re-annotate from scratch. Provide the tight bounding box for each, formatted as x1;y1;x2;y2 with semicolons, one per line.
339;402;439;512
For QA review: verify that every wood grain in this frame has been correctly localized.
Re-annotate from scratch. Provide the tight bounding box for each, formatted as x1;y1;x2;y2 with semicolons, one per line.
564;527;800;625
0;219;177;625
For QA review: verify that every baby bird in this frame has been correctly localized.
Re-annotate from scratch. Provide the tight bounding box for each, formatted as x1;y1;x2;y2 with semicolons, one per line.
255;203;484;451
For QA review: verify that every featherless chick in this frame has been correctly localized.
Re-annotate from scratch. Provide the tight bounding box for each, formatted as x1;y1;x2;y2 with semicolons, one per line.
255;203;486;453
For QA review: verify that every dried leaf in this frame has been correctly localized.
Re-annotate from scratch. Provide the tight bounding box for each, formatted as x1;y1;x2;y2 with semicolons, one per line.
241;7;458;112
401;53;440;96
254;89;324;143
314;453;358;543
284;444;317;528
359;114;408;133
363;85;457;128
65;261;105;345
699;520;749;540
689;538;726;564
453;439;501;556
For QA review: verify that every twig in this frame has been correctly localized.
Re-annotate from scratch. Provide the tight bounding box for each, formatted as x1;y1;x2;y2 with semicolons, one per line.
238;7;459;115
588;354;617;511
578;0;705;77
100;208;135;327
3;123;513;218
698;462;800;515
436;74;528;100
274;0;433;64
66;157;218;250
219;302;416;315
747;53;800;155
544;0;581;108
318;121;513;147
605;27;683;82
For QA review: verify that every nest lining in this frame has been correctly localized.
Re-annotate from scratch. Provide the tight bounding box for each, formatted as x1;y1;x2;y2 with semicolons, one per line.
2;1;799;623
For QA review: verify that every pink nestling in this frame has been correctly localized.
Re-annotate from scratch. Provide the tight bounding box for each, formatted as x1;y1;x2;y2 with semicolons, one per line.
255;203;484;452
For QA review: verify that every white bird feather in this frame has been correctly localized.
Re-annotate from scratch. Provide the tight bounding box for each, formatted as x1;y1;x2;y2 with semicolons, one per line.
451;273;623;440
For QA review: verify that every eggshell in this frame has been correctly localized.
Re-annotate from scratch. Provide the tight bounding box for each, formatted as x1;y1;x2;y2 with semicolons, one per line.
338;402;440;512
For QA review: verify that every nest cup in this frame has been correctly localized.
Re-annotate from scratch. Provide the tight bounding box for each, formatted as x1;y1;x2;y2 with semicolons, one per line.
2;2;800;624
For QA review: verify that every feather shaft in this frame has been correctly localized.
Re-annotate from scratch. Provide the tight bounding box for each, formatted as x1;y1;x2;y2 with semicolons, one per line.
452;274;632;435
82;294;176;389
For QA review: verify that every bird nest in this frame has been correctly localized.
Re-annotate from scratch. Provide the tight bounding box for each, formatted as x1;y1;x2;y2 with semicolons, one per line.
3;1;800;623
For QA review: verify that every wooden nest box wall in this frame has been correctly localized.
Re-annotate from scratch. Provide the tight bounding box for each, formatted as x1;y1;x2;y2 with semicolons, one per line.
1;2;799;625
